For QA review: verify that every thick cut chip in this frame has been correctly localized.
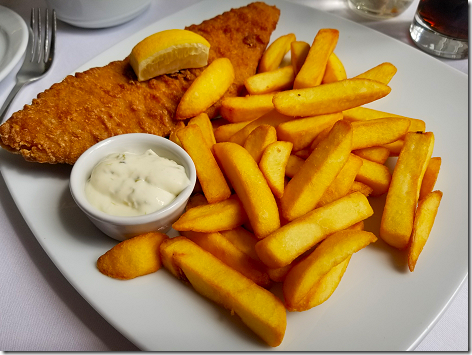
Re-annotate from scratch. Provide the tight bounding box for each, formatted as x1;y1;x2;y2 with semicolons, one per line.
352;146;390;164
173;195;248;232
97;232;169;280
256;192;374;268
290;41;310;75
350;117;411;150
214;120;253;143
182;231;271;287
354;62;397;85
245;65;295;95
176;57;235;119
293;28;339;89
229;109;294;146
408;190;443;272
221;93;275;123
276;112;343;152
285;154;305;178
349;181;373;197
188;113;216;149
259;141;293;198
213;142;280;238
322;53;347;84
220;226;260;262
177;125;230;203
355;157;392;196
258;33;296;73
380;132;435;249
168;121;185;147
273;78;391;117
280;120;353;221
283;229;377;311
419;157;441;200
243;124;278;163
160;237;287;347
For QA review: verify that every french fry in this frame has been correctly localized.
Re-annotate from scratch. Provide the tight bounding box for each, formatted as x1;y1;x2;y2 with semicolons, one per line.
177;125;231;203
383;139;404;156
97;232;169;280
283;229;377;311
256;192;374;269
214;120;253;143
259;33;296;73
160;237;287;347
285;154;305;178
273;78;391;117
188;112;216;149
169;121;185;147
408;190;443;272
229;109;294;146
185;193;208;211
354;62;397;85
182;230;271;287
221;93;275;123
317;154;363;207
243;124;278;163
380;132;435;249
276;112;343;151
213;142;281;238
280;120;353;221
259;141;293;198
290;41;310;75
245;65;295;95
293;28;339;89
352;146;390;164
220;226;260;262
349;181;373;197
351;117;411;150
355;156;392;196
172;195;248;233
176;58;234;119
419;157;441;200
322;53;347;84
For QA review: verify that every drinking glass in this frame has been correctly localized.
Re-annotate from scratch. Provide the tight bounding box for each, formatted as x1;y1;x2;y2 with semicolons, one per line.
347;0;414;19
410;0;468;59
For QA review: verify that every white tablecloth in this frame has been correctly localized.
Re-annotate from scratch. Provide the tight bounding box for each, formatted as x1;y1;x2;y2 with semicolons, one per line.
0;0;467;351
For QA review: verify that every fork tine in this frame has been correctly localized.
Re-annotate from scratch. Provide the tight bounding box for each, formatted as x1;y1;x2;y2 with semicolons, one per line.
30;8;36;61
37;8;42;63
44;9;49;62
46;10;56;64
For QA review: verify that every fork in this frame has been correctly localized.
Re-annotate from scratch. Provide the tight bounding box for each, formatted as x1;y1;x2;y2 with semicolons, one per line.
0;8;56;123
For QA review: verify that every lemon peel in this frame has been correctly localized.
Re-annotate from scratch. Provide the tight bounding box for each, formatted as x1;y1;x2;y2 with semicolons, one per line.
130;29;210;81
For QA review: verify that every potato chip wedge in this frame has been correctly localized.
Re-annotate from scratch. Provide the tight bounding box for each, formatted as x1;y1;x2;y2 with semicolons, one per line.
408;190;443;272
245;65;295;95
273;78;391;117
177;124;231;203
213;142;280;238
256;192;373;268
243;124;278;163
294;28;339;89
380;132;435;249
160;237;287;347
259;140;293;198
290;40;310;75
182;230;271;287
176;57;234;119
354;62;397;85
173;195;248;232
97;232;169;280
283;229;377;311
280;120;353;221
322;52;347;84
259;33;296;73
276;112;343;151
419;157;441;200
221;93;276;123
188;112;216;149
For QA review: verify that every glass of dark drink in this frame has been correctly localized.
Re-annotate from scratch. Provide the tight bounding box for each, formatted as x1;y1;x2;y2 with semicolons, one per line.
410;0;468;59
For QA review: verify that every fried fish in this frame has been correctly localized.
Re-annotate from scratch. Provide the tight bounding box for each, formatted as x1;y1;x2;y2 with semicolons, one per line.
0;2;280;164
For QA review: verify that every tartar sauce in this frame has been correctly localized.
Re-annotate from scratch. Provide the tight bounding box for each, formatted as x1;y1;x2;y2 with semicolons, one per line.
85;149;190;216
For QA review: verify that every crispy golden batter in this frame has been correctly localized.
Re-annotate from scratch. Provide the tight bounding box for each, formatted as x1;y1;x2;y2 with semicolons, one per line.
0;2;280;164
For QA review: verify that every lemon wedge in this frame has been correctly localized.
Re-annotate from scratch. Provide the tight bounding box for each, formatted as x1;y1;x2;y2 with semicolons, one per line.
130;29;211;81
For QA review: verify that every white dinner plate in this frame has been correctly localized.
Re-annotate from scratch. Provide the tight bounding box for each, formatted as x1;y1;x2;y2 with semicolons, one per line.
0;0;468;351
0;6;28;83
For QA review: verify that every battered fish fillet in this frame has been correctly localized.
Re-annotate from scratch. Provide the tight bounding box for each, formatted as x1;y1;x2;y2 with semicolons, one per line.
0;2;280;164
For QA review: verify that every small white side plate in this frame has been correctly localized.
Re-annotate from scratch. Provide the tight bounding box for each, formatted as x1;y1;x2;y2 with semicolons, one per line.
0;6;28;83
